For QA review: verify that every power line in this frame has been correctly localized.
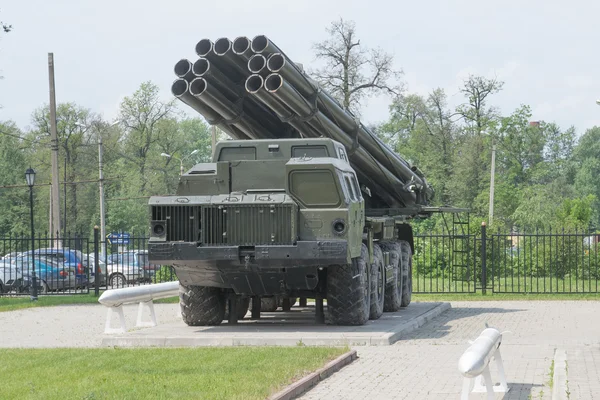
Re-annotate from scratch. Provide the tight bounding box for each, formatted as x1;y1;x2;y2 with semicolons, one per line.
0;130;39;144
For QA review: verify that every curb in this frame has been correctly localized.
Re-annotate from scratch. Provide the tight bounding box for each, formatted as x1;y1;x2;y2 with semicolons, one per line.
551;348;568;400
268;349;358;400
379;302;451;345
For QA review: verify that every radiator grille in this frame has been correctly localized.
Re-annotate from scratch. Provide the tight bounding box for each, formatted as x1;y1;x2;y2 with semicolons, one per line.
151;205;199;242
203;204;294;246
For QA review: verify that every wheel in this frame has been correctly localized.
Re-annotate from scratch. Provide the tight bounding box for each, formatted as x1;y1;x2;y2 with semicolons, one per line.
109;273;126;288
369;244;385;320
380;241;403;311
326;243;370;326
179;284;226;326
399;241;413;307
224;296;250;320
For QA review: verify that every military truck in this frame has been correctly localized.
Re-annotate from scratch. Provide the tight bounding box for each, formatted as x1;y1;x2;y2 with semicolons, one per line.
148;35;437;326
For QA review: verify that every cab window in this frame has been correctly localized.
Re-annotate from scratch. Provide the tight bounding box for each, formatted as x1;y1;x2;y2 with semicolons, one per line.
350;174;362;200
289;170;341;207
291;145;328;158
344;175;356;201
218;147;256;161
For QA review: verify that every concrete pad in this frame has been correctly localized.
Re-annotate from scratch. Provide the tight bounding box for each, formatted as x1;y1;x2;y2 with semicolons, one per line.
101;301;450;347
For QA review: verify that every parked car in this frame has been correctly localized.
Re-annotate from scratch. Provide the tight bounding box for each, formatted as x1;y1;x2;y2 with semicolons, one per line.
0;259;22;293
106;250;158;287
2;251;22;261
82;253;107;287
12;256;85;293
19;248;89;288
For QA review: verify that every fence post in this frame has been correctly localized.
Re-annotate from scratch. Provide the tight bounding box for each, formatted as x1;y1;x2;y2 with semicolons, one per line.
94;225;100;297
481;222;487;295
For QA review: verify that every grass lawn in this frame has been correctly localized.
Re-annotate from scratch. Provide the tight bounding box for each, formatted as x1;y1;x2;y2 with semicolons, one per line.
0;347;347;400
4;290;600;313
413;292;600;301
413;275;600;295
0;293;179;313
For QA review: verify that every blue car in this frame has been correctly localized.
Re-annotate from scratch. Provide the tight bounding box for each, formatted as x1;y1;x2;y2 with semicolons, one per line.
13;257;88;293
18;248;90;288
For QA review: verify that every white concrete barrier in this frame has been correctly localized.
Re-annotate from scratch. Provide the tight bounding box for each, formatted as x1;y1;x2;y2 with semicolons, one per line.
458;326;510;399
98;281;180;334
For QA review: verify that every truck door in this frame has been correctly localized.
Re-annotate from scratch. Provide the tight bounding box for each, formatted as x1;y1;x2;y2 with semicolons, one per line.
343;172;364;259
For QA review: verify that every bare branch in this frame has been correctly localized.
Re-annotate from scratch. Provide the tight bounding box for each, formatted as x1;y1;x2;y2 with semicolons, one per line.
310;17;404;115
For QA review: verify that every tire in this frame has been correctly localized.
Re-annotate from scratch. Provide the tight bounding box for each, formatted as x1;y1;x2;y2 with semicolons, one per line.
399;241;413;307
327;243;370;326
380;241;403;312
179;284;226;326
369;244;385;320
224;297;250;320
109;273;126;288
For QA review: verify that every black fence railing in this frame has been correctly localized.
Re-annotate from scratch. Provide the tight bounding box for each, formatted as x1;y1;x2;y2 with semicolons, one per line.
413;227;600;294
1;228;599;296
0;230;177;296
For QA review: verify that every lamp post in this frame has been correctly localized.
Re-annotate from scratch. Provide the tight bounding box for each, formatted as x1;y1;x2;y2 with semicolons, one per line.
161;150;199;176
25;167;38;301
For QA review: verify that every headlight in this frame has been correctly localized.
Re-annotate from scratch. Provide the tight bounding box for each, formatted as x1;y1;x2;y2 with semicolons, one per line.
151;220;166;241
332;219;346;235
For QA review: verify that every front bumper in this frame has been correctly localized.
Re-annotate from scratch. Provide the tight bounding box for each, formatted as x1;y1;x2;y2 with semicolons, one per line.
148;240;349;268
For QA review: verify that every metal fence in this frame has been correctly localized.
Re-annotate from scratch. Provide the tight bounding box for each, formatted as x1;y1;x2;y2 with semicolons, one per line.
413;226;600;294
0;229;177;296
1;226;599;296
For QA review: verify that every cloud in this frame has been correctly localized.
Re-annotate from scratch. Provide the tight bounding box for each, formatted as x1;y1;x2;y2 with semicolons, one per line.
564;75;600;89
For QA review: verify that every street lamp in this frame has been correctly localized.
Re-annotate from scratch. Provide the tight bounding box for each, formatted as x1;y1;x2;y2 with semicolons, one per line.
161;150;199;176
25;167;38;301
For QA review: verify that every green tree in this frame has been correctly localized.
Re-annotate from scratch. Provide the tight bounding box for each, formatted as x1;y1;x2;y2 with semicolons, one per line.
118;81;176;193
450;75;504;208
572;126;600;227
29;103;98;234
495;105;546;186
0;121;29;235
379;89;458;205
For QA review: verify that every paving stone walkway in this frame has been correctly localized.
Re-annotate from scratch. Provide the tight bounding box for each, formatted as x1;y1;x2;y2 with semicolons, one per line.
300;301;600;400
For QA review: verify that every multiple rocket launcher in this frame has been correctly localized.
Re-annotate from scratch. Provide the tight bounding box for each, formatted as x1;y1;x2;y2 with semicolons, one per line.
171;35;434;212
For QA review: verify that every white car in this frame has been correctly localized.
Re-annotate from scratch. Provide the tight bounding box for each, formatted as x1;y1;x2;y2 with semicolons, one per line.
0;260;23;293
105;253;146;288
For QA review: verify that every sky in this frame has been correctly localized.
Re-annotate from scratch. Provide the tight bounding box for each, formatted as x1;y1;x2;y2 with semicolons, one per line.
1;0;600;136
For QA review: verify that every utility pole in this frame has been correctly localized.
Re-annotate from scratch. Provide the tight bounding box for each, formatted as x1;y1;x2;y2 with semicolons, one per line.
211;125;217;158
98;129;106;245
48;53;61;244
488;144;496;225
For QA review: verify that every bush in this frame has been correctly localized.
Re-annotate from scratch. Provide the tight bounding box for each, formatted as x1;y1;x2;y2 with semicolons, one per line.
153;265;178;283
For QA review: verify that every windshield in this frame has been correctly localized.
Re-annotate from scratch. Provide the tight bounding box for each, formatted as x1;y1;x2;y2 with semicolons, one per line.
289;169;341;208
